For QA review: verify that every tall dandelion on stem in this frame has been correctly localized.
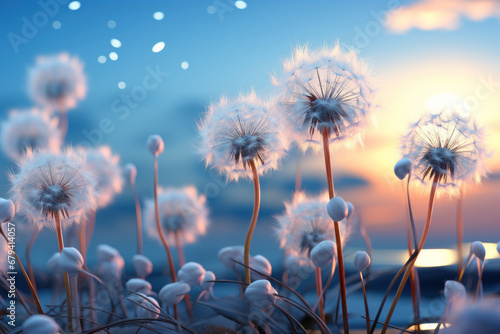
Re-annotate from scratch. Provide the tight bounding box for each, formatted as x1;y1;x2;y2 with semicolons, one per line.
9;147;96;331
198;92;288;285
147;135;179;319
378;108;488;334
273;44;375;333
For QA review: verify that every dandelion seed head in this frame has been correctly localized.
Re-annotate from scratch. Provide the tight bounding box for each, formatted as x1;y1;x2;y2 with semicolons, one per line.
28;53;86;111
1;108;62;160
9;147;96;229
198;92;289;181
145;186;208;246
275;192;349;264
84;146;123;208
401;107;488;196
272;44;375;152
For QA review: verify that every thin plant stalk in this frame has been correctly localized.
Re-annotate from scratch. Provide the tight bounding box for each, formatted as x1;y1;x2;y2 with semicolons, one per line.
315;267;325;322
243;159;261;285
130;180;143;255
57;103;68;140
174;232;193;319
0;226;44;314
476;258;484;300
458;253;473;282
295;150;302;192
380;174;439;334
322;127;349;333
26;227;40;294
71;275;82;333
153;156;178;319
456;188;464;277
54;213;74;332
360;272;370;334
78;218;97;326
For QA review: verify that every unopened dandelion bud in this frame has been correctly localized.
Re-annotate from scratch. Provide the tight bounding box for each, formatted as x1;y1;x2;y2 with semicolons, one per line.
133;254;153;278
217;245;244;270
250;255;272;280
126;278;152;295
97;244;120;263
471;241;486;261
178;262;205;286
0;198;15;223
147;134;164;156
136;295;160;319
23;314;61;334
327;197;348;221
353;251;371;272
244;279;277;310
394;158;412;180
311;240;336;268
444;280;466;303
159;282;191;306
202;271;216;290
124;163;137;186
59;247;84;276
346;201;355;220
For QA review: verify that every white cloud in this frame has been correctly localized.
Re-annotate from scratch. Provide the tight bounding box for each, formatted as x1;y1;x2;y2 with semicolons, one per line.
387;0;500;33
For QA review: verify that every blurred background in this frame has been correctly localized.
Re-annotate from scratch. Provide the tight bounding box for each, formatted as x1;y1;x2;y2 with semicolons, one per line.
1;0;499;287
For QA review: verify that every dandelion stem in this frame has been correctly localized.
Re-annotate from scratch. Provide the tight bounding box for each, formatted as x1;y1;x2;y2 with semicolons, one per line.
0;226;44;314
26;227;40;294
315;266;325;322
58;104;68;140
175;232;193;319
295;150;302;192
476;258;484;300
131;182;143;255
153;156;178;319
360;272;370;334
71;275;82;332
322;127;349;333
380;174;439;334
457;253;472;283
456;188;464;277
54;213;74;332
244;159;261;286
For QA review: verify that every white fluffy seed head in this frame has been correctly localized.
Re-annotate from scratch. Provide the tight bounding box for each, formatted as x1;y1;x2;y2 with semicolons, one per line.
394;158;412;180
0;198;15;223
178;262;206;286
202;271;216;290
126;278;152;295
159;282;191;306
145;186;208;247
444;280;466;303
147;134;164;156
84;146;123;208
250;255;272;280
123;163;137;186
136;295;160;319
353;251;371;272
1;108;62;160
133;254;153;278
327;197;348;222
28;53;86;111
244;280;277;310
198;92;289;181
272;44;375;152
217;245;244;270
23;314;61;334
9;147;97;229
471;241;486;261
310;240;336;268
59;247;84;276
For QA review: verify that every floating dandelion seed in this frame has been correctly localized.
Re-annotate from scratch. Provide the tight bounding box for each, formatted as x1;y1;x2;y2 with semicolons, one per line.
9;147;96;228
145;186;208;248
28;53;86;112
1;108;62;160
198;92;288;181
272;44;375;152
401;108;488;196
84;146;123;208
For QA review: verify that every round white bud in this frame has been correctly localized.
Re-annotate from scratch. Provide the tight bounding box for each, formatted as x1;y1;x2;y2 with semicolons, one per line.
353;251;371;272
327;197;348;222
244;280;277;310
59;247;84;276
394;158;412;180
126;278;152;295
133;254;153;278
178;262;206;286
123;163;137;186
202;271;216;290
147;134;164;156
0;198;15;223
217;245;244;270
471;241;486;261
250;255;272;280
310;240;336;268
159;282;190;306
23;314;61;334
136;295;160;319
444;280;466;303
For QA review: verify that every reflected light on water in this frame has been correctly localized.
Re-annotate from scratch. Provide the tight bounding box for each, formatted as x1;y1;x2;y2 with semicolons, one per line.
413;249;456;267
